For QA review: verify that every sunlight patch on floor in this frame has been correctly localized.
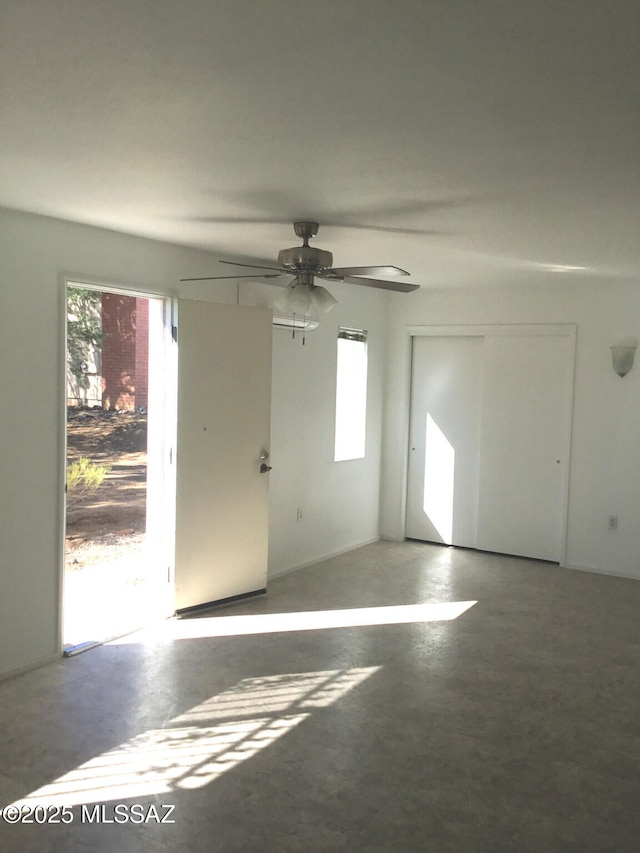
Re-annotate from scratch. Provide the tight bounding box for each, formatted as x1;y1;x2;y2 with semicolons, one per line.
114;600;477;643
11;668;379;807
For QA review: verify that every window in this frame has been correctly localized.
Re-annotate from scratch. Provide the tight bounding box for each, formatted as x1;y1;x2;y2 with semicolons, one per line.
334;328;368;461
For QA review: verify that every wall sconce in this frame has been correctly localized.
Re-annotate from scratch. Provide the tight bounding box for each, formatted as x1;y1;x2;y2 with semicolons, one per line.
610;339;637;377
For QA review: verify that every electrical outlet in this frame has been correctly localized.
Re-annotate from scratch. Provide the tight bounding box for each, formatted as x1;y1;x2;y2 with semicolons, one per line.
297;507;303;522
608;515;618;531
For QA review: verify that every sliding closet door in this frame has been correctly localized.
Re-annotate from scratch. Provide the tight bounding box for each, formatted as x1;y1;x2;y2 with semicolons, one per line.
406;336;483;546
476;334;572;562
406;329;573;562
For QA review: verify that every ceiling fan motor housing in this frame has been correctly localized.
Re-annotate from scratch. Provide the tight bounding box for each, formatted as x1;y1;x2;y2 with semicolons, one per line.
278;245;334;272
293;221;319;240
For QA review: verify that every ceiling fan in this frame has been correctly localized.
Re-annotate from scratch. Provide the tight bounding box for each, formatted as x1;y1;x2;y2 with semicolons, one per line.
180;221;420;318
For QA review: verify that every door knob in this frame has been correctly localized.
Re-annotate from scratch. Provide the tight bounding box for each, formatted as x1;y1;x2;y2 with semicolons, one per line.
260;463;272;474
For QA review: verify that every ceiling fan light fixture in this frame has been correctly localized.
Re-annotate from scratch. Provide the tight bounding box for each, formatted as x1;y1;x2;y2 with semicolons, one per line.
273;284;291;314
309;285;338;314
291;285;313;315
273;283;311;315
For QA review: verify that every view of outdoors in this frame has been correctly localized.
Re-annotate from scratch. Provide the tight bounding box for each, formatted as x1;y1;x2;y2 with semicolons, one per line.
65;287;164;649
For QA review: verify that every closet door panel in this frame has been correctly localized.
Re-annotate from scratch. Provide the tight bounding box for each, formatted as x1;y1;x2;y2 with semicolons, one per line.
477;334;571;562
406;336;483;546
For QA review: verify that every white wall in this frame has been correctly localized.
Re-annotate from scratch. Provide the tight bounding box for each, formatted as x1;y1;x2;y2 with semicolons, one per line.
264;287;387;576
381;279;640;579
0;207;386;678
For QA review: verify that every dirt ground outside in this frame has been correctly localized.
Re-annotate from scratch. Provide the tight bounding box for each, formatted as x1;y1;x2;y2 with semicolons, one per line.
66;407;148;571
64;407;171;645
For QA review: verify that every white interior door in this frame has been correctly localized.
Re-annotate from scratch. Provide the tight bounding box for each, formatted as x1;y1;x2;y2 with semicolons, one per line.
174;300;272;612
406;329;573;563
406;336;483;546
476;334;572;562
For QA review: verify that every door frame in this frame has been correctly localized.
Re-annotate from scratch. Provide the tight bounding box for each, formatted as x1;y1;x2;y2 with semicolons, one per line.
403;323;577;565
58;275;176;652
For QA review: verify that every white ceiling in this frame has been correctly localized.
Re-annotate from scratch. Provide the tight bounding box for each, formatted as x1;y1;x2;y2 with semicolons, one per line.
1;0;638;287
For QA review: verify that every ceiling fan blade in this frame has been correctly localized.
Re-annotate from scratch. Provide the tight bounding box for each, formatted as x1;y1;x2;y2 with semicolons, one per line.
180;273;285;282
327;265;409;279
219;259;284;272
342;276;420;293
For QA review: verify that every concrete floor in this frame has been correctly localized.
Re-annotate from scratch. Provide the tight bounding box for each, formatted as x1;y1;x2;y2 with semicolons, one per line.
1;540;639;852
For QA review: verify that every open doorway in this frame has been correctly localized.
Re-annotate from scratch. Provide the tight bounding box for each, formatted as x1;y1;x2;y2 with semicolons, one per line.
64;284;175;651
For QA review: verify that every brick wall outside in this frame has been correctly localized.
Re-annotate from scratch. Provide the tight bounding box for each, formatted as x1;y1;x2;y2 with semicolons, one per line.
134;298;149;409
101;293;150;410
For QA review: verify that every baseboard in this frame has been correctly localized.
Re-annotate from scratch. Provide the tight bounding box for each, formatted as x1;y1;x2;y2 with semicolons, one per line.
564;562;640;582
0;651;62;683
268;537;380;580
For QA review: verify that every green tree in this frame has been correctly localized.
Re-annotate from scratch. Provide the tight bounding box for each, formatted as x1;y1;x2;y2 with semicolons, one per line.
67;287;103;396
